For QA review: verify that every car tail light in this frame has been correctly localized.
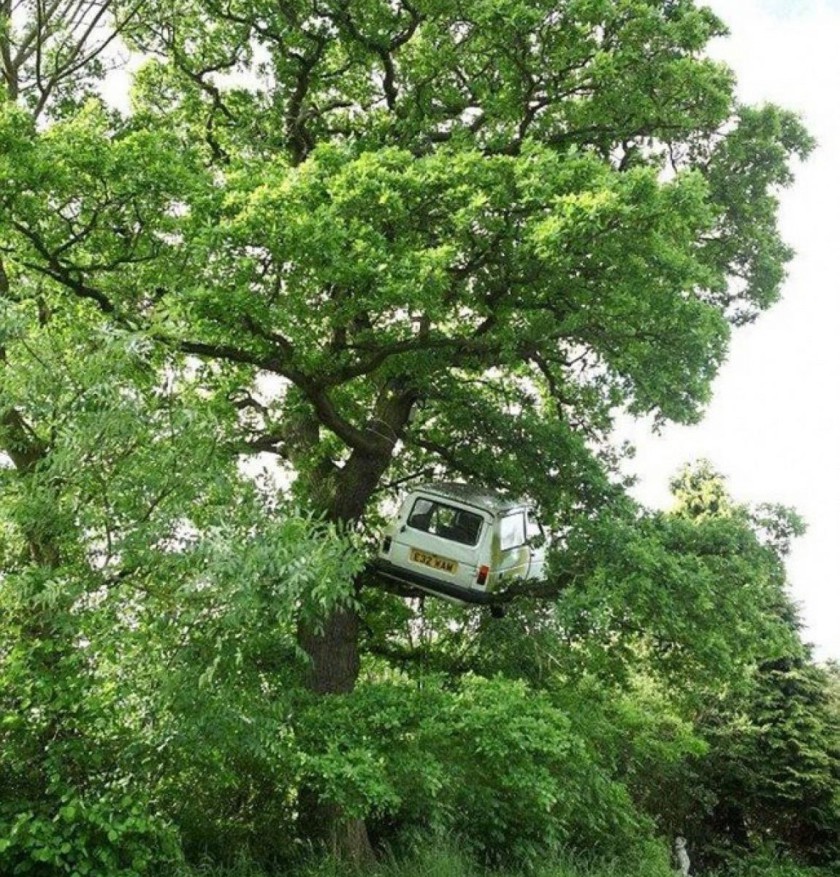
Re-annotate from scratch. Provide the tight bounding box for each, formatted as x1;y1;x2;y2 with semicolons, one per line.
382;536;392;553
476;565;490;586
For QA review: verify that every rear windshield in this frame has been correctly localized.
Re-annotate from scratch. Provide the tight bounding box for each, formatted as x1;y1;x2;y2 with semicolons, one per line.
407;498;484;546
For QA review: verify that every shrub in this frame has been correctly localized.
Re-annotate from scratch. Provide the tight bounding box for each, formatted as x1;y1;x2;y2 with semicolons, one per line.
296;673;654;869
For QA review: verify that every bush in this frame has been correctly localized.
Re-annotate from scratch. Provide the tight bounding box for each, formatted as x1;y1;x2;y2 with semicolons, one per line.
710;847;840;877
0;787;179;877
296;673;655;869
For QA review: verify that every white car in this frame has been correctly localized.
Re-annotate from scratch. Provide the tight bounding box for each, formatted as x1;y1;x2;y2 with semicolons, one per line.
374;482;547;604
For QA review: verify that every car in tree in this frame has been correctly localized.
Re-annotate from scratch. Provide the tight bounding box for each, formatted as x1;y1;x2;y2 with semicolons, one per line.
374;482;547;604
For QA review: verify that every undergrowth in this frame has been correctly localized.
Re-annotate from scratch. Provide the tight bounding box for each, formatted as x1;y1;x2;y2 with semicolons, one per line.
175;841;665;877
172;840;838;877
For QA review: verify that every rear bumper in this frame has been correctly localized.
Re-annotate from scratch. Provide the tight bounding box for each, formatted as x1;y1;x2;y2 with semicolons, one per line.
371;558;495;605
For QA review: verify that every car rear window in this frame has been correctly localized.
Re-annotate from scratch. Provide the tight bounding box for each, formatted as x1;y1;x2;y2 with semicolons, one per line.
407;498;483;546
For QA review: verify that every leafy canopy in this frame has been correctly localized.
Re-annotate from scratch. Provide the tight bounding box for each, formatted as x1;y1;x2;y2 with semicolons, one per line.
0;0;813;524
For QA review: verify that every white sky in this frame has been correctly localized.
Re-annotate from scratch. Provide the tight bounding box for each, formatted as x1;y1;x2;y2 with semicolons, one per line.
625;0;840;661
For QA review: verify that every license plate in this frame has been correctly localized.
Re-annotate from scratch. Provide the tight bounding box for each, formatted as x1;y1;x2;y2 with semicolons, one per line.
410;549;458;574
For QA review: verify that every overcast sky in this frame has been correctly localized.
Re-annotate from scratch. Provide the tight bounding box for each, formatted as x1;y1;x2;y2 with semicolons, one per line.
626;0;840;661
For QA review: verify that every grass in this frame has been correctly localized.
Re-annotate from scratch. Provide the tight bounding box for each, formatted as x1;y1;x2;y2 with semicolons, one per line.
174;842;672;877
173;842;837;877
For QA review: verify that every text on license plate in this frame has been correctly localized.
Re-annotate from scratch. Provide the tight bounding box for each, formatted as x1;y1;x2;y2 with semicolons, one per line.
410;549;458;574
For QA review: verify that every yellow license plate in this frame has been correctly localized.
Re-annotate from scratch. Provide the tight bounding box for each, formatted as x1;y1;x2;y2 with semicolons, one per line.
410;549;458;574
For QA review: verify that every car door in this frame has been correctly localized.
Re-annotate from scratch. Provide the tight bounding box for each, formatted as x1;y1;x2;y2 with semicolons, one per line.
388;494;489;591
524;509;547;581
493;510;531;586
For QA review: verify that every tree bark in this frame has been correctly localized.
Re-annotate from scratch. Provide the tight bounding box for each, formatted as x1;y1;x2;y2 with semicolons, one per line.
298;606;360;695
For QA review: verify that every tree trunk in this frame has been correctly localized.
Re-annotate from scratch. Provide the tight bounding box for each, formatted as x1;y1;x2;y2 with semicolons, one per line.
294;384;417;861
296;602;374;863
295;446;401;863
298;606;360;695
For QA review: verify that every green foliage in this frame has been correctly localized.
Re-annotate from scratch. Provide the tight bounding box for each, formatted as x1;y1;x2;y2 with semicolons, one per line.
0;789;178;877
0;0;831;873
544;509;796;688
296;673;651;868
692;655;840;869
0;309;363;872
0;0;815;529
710;849;840;877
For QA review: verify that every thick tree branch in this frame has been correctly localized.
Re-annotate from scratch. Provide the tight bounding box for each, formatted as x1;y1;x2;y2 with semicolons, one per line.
13;222;117;312
285;37;326;164
489;568;579;604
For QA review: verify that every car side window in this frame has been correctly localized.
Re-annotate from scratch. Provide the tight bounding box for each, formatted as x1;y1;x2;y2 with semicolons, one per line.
500;512;526;550
526;511;543;541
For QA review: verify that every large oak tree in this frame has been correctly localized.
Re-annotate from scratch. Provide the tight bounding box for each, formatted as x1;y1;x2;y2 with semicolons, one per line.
0;0;813;860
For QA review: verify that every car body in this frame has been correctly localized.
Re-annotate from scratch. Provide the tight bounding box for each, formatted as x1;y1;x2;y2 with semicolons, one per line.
373;482;546;604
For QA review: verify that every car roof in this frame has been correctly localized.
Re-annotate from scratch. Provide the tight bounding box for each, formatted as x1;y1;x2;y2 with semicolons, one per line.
412;481;526;514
